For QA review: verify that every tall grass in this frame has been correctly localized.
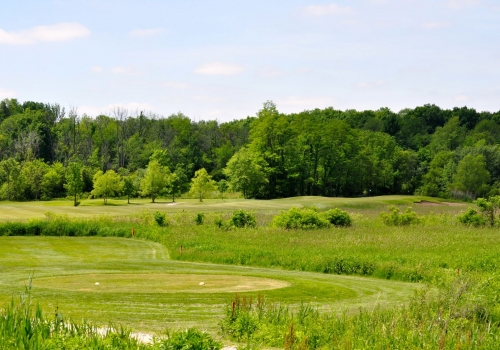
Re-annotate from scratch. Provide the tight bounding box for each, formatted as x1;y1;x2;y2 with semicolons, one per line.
0;278;151;349
1;210;499;283
221;275;500;349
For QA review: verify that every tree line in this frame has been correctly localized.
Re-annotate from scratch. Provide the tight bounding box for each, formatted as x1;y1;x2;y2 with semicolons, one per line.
1;98;500;202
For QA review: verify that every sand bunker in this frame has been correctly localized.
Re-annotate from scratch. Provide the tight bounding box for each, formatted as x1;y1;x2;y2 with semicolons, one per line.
416;201;465;207
32;273;290;293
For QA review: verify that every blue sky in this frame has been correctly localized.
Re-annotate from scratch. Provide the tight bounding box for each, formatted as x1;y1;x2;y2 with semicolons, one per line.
0;0;499;121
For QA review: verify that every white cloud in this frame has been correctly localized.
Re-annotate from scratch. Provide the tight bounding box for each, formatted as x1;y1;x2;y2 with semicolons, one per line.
0;88;16;99
194;62;244;76
129;28;164;38
92;66;103;73
79;102;155;117
422;21;450;29
0;22;90;45
448;0;480;9
302;3;353;16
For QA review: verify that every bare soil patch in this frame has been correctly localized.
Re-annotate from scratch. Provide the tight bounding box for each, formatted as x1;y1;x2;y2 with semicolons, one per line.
416;201;465;207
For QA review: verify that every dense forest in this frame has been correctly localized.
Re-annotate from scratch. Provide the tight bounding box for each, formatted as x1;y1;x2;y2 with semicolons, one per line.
1;98;500;202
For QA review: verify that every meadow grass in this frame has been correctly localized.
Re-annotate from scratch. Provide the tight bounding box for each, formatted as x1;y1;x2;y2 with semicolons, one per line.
1;195;498;348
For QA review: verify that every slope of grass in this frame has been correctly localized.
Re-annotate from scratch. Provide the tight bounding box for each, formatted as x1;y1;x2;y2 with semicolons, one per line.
0;195;461;221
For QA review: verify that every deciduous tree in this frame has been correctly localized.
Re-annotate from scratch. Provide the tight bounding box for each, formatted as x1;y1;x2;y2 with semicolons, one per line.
190;168;216;202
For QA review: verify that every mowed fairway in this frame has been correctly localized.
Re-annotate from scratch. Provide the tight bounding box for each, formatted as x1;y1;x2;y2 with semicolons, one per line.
0;236;419;333
0;195;462;222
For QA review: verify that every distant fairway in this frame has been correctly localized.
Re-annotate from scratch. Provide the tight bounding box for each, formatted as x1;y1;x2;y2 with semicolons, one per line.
0;236;419;333
0;195;463;221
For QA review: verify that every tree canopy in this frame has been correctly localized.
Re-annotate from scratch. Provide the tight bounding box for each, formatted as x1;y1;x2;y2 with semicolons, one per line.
1;97;500;202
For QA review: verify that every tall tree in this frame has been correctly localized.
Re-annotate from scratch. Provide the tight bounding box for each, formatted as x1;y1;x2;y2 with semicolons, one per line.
140;160;168;203
65;161;84;206
0;158;20;201
22;159;49;200
121;173;136;204
189;168;216;202
91;170;122;204
223;147;268;199
452;154;490;198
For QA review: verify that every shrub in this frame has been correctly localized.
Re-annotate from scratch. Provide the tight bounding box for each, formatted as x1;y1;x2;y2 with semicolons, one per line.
159;328;222;350
458;207;487;227
321;208;352;227
380;206;420;226
229;210;256;228
214;217;224;228
195;213;205;225
153;211;168;227
273;207;330;229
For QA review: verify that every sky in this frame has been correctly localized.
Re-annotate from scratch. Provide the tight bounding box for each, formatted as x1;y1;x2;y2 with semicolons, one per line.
0;0;499;122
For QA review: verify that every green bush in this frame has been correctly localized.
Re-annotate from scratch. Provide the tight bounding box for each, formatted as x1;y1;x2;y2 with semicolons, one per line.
380;206;420;226
229;210;256;228
195;213;205;225
158;328;222;350
153;211;168;227
321;208;352;227
273;207;330;229
458;207;487;227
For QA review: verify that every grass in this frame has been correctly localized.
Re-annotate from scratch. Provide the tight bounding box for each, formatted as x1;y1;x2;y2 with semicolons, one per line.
2;195;497;348
0;236;418;334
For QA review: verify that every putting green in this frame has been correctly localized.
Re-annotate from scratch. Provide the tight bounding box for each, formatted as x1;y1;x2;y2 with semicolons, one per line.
33;273;291;293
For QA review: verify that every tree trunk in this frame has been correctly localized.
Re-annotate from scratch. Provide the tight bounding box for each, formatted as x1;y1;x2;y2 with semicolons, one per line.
127;195;130;204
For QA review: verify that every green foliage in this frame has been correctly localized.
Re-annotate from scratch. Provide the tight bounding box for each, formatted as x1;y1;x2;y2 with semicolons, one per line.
153;211;168;227
158;328;222;350
223;146;268;199
273;207;330;229
452;154;491;198
121;173;137;204
141;160;169;203
321;208;352;227
91;170;122;204
64;161;84;206
229;210;256;228
166;166;189;202
2;97;500;202
217;179;229;200
458;207;487;227
189;168;217;202
380;206;421;226
195;213;205;225
459;196;500;227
